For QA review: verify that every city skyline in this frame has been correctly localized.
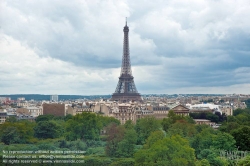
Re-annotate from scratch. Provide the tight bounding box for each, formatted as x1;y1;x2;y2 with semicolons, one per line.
1;0;250;95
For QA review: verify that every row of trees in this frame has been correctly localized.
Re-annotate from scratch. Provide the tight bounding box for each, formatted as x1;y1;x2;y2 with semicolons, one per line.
104;111;242;165
189;112;227;123
1;108;250;165
219;107;250;151
0;113;120;145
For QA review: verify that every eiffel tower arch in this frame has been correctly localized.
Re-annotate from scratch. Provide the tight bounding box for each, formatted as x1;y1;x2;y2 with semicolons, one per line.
111;20;142;102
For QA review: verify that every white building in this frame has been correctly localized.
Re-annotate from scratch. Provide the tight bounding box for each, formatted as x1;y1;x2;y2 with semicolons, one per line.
50;95;58;102
186;103;222;114
26;106;43;117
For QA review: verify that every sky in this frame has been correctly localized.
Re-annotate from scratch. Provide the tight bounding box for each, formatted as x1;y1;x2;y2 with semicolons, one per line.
0;0;250;95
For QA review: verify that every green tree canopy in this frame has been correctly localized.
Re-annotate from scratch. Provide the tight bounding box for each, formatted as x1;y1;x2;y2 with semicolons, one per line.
162;110;188;132
191;127;236;156
231;126;250;151
197;149;228;166
237;155;250;166
135;116;161;145
0;121;35;144
64;112;119;141
134;135;196;166
35;114;55;123
34;121;63;139
105;123;125;157
1;126;20;145
117;129;137;157
166;120;196;138
143;130;165;149
65;112;102;141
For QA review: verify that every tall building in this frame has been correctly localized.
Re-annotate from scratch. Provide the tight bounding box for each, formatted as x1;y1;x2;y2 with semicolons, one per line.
50;95;58;102
111;20;142;102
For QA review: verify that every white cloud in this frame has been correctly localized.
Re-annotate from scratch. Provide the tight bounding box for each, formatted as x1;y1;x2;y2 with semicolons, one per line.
0;0;250;94
0;34;119;94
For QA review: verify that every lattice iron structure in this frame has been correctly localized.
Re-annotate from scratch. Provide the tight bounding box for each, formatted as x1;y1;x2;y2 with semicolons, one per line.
111;20;142;102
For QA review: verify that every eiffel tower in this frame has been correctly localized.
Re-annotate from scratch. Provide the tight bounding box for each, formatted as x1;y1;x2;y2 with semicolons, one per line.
111;20;142;102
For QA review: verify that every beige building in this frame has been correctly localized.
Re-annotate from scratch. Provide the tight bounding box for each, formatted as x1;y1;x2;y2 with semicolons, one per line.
16;108;30;115
111;103;138;124
16;107;42;117
17;101;29;107
171;105;190;116
26;107;43;117
220;106;233;116
194;119;215;125
66;104;95;116
148;105;169;119
93;102;141;124
93;101;190;124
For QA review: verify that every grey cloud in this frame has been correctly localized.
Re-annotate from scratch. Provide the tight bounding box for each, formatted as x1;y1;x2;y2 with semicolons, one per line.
1;0;250;94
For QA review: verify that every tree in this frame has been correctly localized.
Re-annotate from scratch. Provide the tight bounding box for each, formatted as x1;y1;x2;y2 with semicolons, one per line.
64;119;80;141
65;112;103;141
219;122;240;133
231;126;250;151
237;155;250;166
35;114;55;123
166;120;196;138
0;121;35;144
84;157;112;166
117;129;137;157
98;115;120;127
1;126;20;145
110;158;135;166
124;120;134;129
143;130;165;149
235;114;249;124
134;135;196;166
206;113;219;123
64;114;73;121
215;112;227;122
34;121;63;139
195;124;209;133
197;149;229;166
189;112;222;123
135;116;161;144
184;116;196;124
105;123;125;157
162;110;190;132
245;99;250;108
191;127;220;156
212;132;236;151
233;108;250;116
5;116;17;123
195;159;210;166
227;115;239;123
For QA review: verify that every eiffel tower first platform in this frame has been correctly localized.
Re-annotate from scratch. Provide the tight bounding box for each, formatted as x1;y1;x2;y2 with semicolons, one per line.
111;20;142;102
